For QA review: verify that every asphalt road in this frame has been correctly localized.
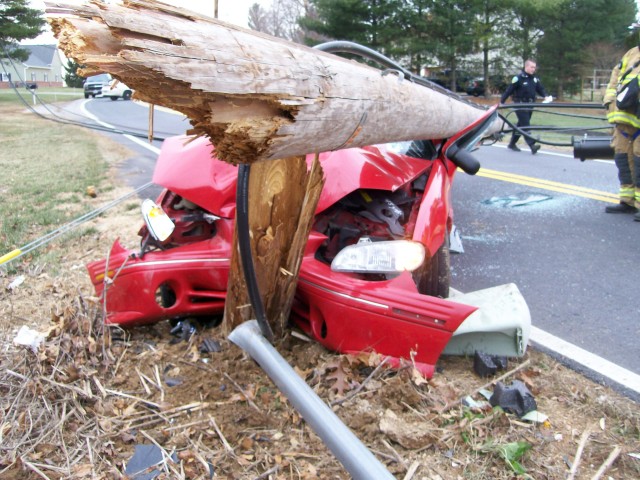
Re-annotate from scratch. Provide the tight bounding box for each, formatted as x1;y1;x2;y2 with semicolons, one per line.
451;144;640;380
81;97;190;197
77;98;640;390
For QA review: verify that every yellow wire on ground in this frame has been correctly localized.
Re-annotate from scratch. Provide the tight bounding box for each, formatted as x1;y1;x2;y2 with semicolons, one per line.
0;249;22;266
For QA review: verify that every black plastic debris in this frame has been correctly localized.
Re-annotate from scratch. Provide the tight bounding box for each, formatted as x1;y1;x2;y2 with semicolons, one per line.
164;377;183;387
163;364;184;387
169;319;197;342
474;351;497;377
473;351;508;377
169;317;223;344
492;355;508;370
200;338;222;353
124;444;178;480
489;380;537;417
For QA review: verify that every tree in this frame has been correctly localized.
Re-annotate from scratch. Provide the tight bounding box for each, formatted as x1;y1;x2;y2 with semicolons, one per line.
301;0;403;55
63;59;84;88
502;0;546;67
392;0;434;74
286;0;637;98
248;3;271;33
470;0;513;96
0;0;46;61
536;0;637;98
423;0;479;91
249;0;312;43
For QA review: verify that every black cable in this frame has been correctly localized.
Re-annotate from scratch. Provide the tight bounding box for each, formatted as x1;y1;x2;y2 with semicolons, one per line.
236;164;274;341
498;102;605;110
497;104;612;147
313;40;485;110
232;40;608;341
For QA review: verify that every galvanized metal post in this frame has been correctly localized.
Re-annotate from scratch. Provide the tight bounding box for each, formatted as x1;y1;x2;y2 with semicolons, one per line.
229;320;396;480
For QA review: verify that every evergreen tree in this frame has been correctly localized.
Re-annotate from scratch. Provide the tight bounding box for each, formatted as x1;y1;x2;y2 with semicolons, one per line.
301;0;403;55
393;0;434;74
295;0;636;98
536;0;637;98
502;0;546;66
63;59;84;88
424;0;479;91
0;0;46;61
470;0;513;96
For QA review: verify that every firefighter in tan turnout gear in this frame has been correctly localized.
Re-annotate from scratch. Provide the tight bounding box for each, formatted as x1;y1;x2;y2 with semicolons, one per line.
604;25;640;221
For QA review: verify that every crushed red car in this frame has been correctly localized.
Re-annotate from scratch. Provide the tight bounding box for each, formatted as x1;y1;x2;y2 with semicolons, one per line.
87;105;529;377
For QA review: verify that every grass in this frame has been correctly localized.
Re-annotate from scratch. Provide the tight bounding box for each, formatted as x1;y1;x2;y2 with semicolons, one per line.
502;105;611;148
0;86;84;105
473;95;613;148
0;91;116;270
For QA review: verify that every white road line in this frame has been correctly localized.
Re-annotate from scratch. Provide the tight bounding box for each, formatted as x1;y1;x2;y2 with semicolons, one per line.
80;99;160;154
530;326;640;395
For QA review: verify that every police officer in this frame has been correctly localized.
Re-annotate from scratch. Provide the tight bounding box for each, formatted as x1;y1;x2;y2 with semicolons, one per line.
603;23;640;220
501;60;551;154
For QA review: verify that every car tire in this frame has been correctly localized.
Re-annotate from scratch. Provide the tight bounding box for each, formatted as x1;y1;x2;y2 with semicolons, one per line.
84;93;89;98
412;237;451;298
123;91;132;100
110;96;118;101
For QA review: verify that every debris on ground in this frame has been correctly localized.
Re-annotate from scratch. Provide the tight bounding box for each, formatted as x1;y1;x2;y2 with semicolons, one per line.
1;285;639;479
474;350;508;377
0;184;638;479
489;379;538;417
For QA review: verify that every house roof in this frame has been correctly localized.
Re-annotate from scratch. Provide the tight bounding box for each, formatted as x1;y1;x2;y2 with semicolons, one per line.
21;44;57;68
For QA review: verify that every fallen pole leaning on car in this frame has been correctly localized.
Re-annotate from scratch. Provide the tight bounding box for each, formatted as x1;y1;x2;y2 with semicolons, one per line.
46;0;505;334
228;320;396;480
46;0;502;165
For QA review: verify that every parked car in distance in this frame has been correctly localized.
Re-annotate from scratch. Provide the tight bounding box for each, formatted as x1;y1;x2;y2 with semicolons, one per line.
466;76;509;96
101;78;133;101
83;74;111;98
425;76;467;93
467;78;485;96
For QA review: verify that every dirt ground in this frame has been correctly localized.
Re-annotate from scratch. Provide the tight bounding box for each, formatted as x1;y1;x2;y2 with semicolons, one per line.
1;154;639;480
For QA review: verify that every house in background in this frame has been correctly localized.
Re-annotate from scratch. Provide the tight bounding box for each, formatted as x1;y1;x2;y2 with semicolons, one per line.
0;44;66;88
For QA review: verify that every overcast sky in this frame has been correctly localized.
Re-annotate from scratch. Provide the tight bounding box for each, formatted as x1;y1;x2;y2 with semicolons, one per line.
26;0;271;43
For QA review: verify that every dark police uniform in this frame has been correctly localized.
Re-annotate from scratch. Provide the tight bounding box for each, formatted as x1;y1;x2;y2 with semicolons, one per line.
501;70;548;151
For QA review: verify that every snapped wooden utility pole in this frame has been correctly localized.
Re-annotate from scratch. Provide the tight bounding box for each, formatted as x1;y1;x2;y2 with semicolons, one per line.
46;0;495;336
46;0;493;164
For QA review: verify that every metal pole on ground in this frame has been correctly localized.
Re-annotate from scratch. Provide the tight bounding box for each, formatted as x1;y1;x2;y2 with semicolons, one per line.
229;321;396;480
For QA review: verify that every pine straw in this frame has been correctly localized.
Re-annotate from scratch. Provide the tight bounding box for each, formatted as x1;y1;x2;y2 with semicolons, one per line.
1;290;639;479
0;297;119;478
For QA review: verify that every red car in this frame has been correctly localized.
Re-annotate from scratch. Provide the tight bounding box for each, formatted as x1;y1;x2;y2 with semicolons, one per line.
87;106;526;377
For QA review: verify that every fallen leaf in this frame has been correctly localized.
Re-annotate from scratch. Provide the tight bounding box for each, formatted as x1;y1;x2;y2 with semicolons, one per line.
325;359;351;395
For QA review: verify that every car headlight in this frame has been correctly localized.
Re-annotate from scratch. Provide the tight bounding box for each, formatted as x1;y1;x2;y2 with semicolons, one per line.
141;199;175;242
331;238;425;274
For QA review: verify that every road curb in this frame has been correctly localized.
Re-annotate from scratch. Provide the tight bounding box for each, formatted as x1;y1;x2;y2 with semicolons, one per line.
530;326;640;402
